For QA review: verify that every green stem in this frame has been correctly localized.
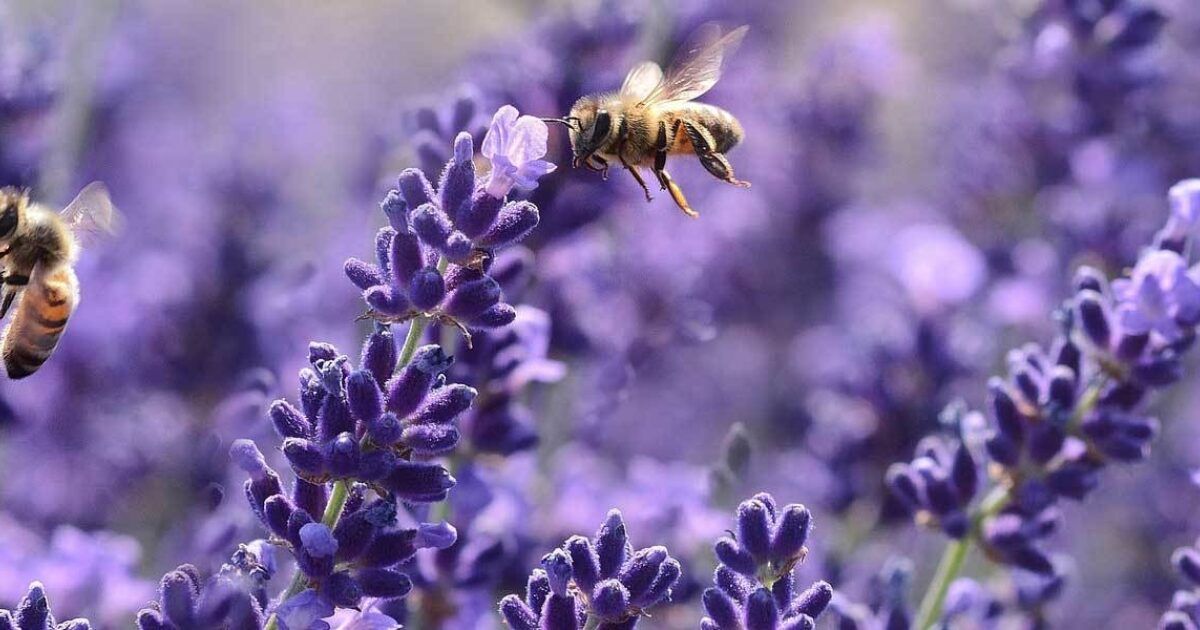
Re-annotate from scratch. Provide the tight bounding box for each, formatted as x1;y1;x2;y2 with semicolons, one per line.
583;616;601;630
914;537;970;630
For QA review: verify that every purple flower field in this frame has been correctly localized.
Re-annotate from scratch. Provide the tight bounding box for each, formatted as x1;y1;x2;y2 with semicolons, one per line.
4;0;1200;628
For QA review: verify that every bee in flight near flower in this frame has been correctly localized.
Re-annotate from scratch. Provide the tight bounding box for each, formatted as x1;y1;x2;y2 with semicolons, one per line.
0;182;119;378
545;23;750;218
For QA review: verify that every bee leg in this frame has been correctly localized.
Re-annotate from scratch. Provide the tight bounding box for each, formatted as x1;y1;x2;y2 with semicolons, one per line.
654;121;697;218
585;155;610;181
619;158;653;202
681;120;751;188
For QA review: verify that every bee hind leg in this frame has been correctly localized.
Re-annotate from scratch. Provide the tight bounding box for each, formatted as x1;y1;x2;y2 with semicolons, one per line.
682;120;751;188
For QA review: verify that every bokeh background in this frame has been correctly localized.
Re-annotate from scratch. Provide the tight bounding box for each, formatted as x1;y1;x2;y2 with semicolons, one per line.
2;0;1200;627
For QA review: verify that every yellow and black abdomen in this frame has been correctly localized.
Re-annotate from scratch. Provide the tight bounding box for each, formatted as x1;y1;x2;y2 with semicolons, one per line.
664;103;744;155
3;264;78;379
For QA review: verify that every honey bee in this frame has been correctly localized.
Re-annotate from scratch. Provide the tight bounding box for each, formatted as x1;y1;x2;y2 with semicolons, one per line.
0;183;118;378
546;23;750;218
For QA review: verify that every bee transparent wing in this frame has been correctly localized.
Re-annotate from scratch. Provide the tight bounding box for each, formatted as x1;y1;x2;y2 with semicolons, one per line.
60;181;121;246
619;61;665;102
641;23;748;105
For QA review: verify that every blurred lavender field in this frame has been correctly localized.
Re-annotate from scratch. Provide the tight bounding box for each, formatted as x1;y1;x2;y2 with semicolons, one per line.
4;0;1200;628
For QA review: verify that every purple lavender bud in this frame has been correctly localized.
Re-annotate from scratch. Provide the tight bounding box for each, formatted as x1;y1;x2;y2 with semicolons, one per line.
380;189;407;232
924;477;959;515
476;200;539;248
772;504;812;564
1107;6;1166;50
941;510;970;538
745;588;779;630
1007;545;1054;574
385;345;451;416
1102;382;1145;409
270;400;311;440
361;327;397;386
1115;331;1149;362
1135;356;1184;387
412;203;453;250
159;571;198;628
790;581;833;618
459;189;504;238
1012;367;1040;406
309;342;339;365
439;133;476;221
444;277;503;320
950;444;978;500
618;546;667;603
989;379;1025;447
293;480;327;531
1028;424;1066;464
282;438;325;478
326;433;361;478
398;168;435;208
263;494;295;538
286;509;315;549
379;460;456;502
737;498;774;563
1045;463;1099;500
333;509;376;562
499;595;539;630
317;395;355;443
638;557;681;608
565;536;601;592
359;529;419;567
366;411;403;445
1160;611;1197;630
401;422;461;455
354;568;413;598
1173;548;1200;586
541;594;582;630
136;610;166;630
702;588;740;628
1046;366;1076;409
445;232;474;263
415;522;457;550
470;302;518;328
323;571;361;608
715;536;757;576
542;549;574;596
1075;291;1112;349
390;232;423;286
374;228;397;275
983;514;1027;548
886;465;924;511
592;580;630;620
1054;338;1081;373
345;258;384;291
527;570;551;616
345;370;383;425
985;435;1021;468
595;510;630;579
357;449;396;482
301;522;339;558
414;384;477;424
409;266;446;311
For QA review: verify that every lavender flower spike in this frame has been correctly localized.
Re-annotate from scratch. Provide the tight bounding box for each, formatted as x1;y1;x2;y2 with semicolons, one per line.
481;105;556;199
0;582;92;630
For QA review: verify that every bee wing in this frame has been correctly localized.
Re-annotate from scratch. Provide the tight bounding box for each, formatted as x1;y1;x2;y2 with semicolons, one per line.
641;23;748;106
619;61;665;102
60;181;121;246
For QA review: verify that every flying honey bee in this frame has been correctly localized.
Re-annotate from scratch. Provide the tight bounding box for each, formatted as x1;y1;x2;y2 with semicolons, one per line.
0;183;118;378
545;23;750;218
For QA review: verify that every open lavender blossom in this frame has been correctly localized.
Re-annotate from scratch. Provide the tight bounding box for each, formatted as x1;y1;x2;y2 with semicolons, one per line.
481;104;556;198
498;509;681;630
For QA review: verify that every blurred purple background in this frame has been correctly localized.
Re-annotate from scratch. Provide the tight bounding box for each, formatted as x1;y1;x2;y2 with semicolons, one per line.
3;0;1200;627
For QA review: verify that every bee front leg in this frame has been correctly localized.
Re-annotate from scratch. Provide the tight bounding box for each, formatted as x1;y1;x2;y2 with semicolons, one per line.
585;155;610;180
681;120;751;188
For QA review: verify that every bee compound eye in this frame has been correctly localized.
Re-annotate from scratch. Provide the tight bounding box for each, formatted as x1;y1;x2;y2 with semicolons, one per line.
592;111;611;143
0;207;17;238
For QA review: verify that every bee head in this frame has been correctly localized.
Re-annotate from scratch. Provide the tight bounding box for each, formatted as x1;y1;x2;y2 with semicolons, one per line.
0;188;27;244
566;97;614;165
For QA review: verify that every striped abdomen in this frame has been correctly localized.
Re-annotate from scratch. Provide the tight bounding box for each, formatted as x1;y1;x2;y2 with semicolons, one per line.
3;264;78;379
664;103;744;154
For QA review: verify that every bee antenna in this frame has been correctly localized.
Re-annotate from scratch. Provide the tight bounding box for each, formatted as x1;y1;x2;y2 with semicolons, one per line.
542;117;581;131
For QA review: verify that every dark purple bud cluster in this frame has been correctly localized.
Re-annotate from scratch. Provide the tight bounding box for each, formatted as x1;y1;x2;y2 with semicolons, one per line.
499;510;681;630
346;128;544;334
0;583;91;630
136;545;273;630
257;332;470;498
409;92;489;177
702;493;831;630
828;558;912;630
1160;539;1200;629
887;435;978;538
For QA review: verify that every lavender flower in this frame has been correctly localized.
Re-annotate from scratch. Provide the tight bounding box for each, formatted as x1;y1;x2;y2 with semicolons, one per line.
0;583;90;630
480;105;556;198
498;509;680;629
702;493;831;630
887;434;978;539
135;545;272;630
828;559;912;630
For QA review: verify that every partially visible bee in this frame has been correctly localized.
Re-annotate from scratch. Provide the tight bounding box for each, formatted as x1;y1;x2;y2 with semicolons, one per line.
545;23;750;218
0;183;118;379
